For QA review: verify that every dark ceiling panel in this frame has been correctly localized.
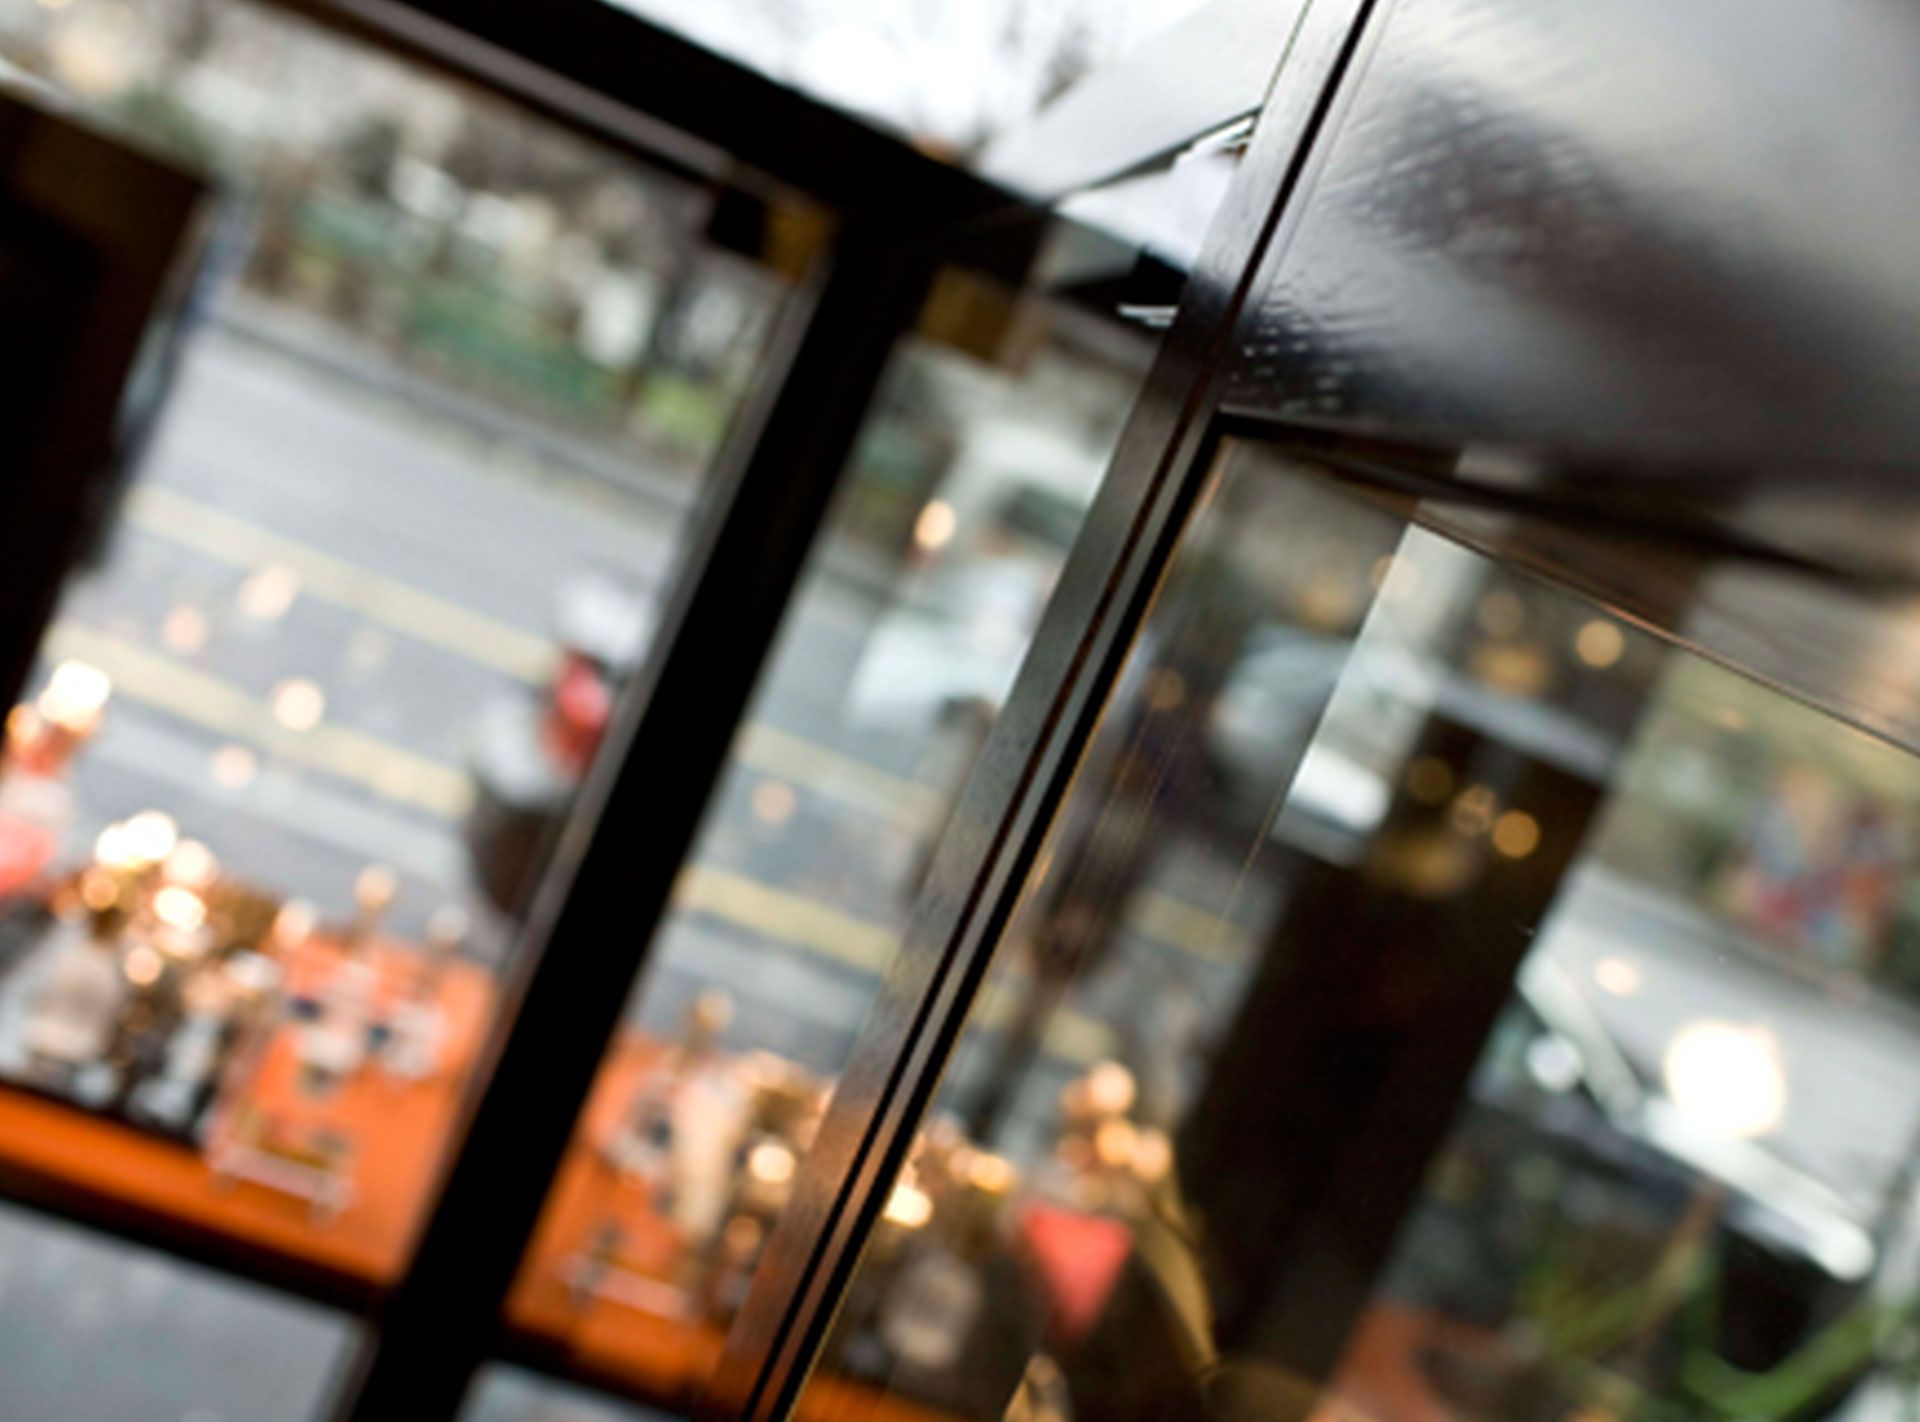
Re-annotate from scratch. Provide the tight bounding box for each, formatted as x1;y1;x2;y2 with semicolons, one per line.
1226;0;1920;477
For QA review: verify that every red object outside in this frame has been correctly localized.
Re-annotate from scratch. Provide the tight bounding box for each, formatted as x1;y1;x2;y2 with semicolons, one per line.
1017;1199;1134;1344
0;813;56;897
543;653;615;775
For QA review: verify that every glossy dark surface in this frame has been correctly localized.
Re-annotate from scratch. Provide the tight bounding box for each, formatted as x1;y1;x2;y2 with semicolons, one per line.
1227;0;1920;477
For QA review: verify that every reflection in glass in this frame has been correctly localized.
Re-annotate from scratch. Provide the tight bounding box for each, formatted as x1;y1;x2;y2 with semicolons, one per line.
0;0;785;1359
500;276;1160;1406
794;440;1920;1422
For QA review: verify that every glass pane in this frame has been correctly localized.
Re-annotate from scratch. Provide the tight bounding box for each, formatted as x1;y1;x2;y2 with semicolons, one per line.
604;0;1213;150
0;0;786;1292
465;1365;674;1422
502;260;1164;1407
795;438;1920;1422
0;1197;353;1421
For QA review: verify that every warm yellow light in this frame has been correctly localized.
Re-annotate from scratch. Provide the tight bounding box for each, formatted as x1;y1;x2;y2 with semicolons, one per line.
723;1215;764;1255
1132;1129;1174;1183
166;839;219;888
5;704;37;749
1593;956;1641;997
1085;1060;1137;1116
968;1152;1016;1194
94;823;136;870
153;885;207;933
271;678;326;732
79;868;120;912
38;660;111;732
124;945;164;987
883;1180;934;1229
1664;1020;1787;1140
1492;809;1541;860
1575;619;1626;669
1094;1118;1139;1170
237;565;300;621
913;499;957;553
122;810;179;865
747;1141;797;1186
273;900;318;948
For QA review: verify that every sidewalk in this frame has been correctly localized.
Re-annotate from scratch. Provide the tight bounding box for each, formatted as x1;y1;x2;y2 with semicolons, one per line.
207;296;903;605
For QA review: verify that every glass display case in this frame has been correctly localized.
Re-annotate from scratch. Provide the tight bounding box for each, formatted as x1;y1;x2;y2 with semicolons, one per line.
0;0;800;1308
5;0;1916;1420
790;439;1920;1422
0;0;1207;1414
491;265;1164;1406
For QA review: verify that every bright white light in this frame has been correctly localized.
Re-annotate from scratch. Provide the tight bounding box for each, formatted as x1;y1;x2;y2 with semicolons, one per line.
153;885;207;934
165;840;219;889
121;810;179;865
93;823;136;870
271;678;326;732
1664;1020;1787;1140
747;1141;796;1186
38;660;111;732
883;1180;934;1229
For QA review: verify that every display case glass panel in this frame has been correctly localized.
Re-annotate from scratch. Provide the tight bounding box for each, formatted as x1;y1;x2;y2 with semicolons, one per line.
0;0;790;1355
792;438;1920;1422
497;262;1162;1408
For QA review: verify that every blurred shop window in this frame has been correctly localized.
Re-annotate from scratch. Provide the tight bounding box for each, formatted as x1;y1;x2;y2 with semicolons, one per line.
0;0;1228;1413
490;263;1162;1411
785;439;1920;1422
0;0;795;1387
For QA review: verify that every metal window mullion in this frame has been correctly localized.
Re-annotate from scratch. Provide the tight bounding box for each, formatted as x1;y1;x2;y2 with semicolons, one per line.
324;219;948;1422
698;3;1384;1418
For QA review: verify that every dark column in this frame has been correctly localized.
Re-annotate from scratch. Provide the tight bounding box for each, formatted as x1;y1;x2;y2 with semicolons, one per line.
328;224;942;1422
